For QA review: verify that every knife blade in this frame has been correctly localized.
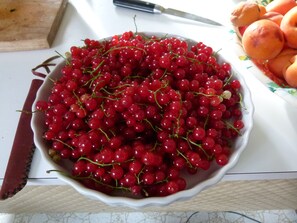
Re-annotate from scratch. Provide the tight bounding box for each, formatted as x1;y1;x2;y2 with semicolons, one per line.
113;0;223;26
0;79;43;200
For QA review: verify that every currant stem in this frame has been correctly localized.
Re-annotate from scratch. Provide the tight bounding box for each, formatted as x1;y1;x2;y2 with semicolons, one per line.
78;156;134;167
173;93;183;138
177;149;194;169
224;120;242;136
16;109;33;114
54;138;75;150
133;15;138;34
55;50;70;65
47;169;131;192
98;128;110;141
144;118;160;132
223;72;234;87
238;92;246;110
72;90;83;108
182;134;212;160
103;45;147;57
153;81;169;109
83;61;105;87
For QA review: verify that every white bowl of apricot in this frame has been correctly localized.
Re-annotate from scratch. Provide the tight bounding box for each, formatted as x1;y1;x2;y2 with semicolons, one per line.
231;0;297;106
31;31;254;208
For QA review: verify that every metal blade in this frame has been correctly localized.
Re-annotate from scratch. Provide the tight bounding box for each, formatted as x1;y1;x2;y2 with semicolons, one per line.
163;8;223;26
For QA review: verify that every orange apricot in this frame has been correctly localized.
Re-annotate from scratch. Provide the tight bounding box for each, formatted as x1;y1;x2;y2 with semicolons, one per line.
267;48;297;79
230;1;261;27
242;19;285;60
280;6;297;49
282;55;297;87
266;0;297;15
259;4;267;17
260;12;283;26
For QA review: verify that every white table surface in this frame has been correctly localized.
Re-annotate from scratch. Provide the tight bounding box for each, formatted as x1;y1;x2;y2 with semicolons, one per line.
1;0;297;186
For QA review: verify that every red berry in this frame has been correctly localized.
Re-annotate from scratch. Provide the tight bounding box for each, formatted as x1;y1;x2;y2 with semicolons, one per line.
216;154;229;166
192;127;206;141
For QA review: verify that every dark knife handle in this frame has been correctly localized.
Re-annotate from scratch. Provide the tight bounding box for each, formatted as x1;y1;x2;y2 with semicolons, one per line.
113;0;157;13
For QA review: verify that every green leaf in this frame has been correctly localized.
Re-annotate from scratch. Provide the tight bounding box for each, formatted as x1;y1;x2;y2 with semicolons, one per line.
287;89;297;96
267;82;280;89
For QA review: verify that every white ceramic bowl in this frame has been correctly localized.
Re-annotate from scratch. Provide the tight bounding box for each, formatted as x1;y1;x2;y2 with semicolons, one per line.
31;32;254;209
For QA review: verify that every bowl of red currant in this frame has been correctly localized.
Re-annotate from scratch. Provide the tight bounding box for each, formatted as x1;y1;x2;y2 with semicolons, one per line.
31;31;254;208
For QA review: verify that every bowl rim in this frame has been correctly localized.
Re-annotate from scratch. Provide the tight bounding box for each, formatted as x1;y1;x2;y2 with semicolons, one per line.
31;32;254;208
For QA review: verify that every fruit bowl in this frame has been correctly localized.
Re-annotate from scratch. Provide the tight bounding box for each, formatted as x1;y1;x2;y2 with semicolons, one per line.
31;32;254;208
232;35;297;107
231;0;297;107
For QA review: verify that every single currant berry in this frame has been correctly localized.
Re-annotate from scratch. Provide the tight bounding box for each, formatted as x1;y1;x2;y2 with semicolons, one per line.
121;172;137;187
234;119;244;130
130;185;142;196
72;160;87;176
94;167;106;179
166;180;179;194
129;160;143;174
230;79;241;90
110;165;124;180
187;151;201;168
114;147;131;163
162;138;176;153
77;138;93;156
216;153;229;166
155;170;166;182
167;167;180;180
173;156;186;170
141;172;155;185
159;54;171;69
36;100;49;111
202;136;215;150
142;151;160;166
192;127;206;141
198;159;211;170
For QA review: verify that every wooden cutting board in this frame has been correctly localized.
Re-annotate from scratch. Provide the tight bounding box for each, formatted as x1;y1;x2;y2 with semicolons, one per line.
0;0;67;52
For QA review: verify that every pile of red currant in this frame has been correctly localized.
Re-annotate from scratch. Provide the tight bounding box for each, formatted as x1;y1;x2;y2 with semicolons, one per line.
36;31;245;197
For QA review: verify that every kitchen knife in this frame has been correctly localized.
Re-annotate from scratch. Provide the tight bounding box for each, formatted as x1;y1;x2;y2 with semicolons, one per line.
113;0;223;26
0;79;43;200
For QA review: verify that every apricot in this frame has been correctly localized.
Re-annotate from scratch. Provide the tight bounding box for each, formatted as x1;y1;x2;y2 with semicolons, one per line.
259;5;267;17
280;6;297;49
267;48;297;79
260;12;283;26
266;0;297;15
230;1;261;27
242;19;285;60
283;55;297;87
